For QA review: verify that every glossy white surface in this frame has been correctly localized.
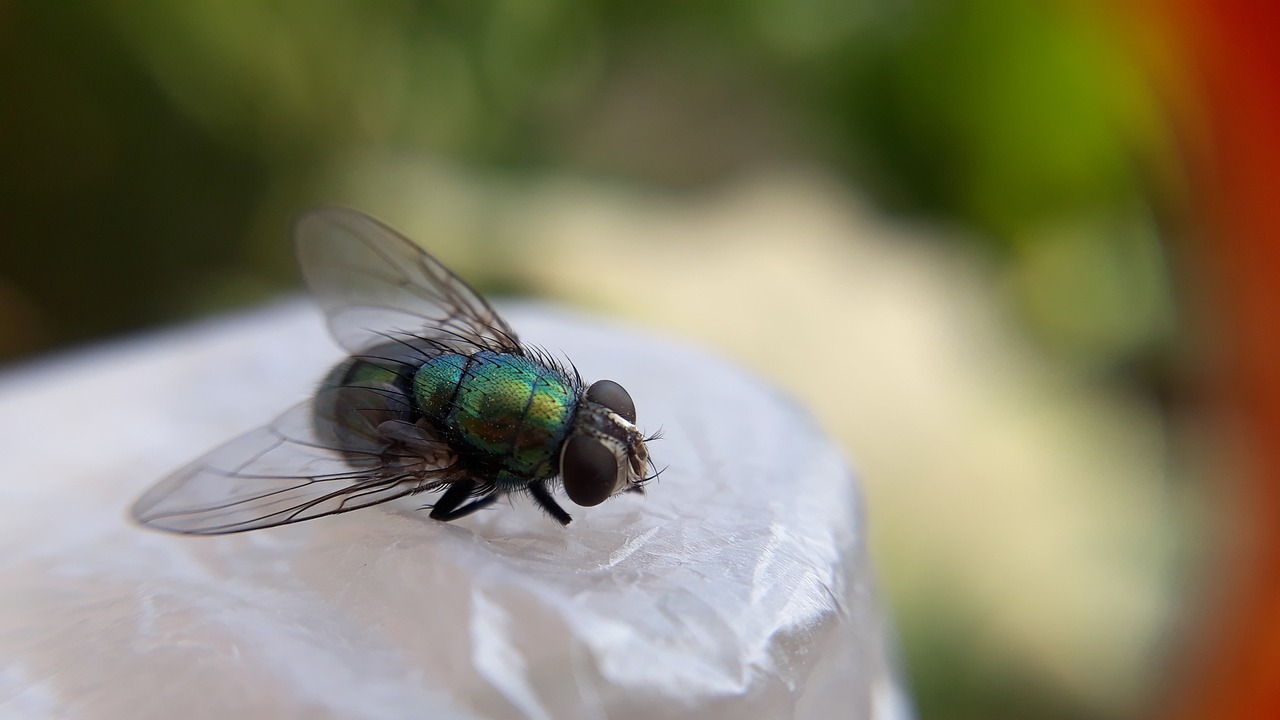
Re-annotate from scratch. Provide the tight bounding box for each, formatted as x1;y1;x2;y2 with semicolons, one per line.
0;301;908;720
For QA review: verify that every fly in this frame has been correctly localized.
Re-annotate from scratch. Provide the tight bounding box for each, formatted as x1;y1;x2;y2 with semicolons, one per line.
132;208;656;534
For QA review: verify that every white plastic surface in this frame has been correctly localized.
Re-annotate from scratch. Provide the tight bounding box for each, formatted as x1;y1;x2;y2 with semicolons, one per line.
0;301;909;720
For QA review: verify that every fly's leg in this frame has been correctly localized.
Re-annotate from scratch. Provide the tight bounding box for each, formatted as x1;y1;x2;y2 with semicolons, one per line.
429;480;498;522
528;481;572;526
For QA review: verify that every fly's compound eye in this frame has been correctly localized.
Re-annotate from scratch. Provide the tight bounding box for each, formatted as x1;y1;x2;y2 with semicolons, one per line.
561;435;618;507
586;379;636;424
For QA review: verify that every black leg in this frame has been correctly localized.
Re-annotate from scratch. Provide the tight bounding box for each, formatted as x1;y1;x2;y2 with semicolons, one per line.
528;481;572;526
429;480;498;522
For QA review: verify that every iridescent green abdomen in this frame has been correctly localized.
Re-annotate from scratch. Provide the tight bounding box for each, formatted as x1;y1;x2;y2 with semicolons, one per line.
312;342;419;456
414;350;577;484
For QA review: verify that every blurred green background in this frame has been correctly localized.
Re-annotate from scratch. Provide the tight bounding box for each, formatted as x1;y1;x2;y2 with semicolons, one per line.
0;2;1190;719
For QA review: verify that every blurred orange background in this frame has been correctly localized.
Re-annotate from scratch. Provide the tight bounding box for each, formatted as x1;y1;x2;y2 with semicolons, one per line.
1159;1;1280;718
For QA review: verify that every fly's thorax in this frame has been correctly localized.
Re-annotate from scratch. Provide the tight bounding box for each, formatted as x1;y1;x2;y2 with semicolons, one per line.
559;380;651;508
413;350;578;482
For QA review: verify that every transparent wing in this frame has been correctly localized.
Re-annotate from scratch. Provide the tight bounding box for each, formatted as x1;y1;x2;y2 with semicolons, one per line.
294;207;520;355
132;395;459;535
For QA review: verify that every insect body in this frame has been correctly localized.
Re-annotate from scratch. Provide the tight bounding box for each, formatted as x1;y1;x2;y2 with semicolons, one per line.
132;208;653;534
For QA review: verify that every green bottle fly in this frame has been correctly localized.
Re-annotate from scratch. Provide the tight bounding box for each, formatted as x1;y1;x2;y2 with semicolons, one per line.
132;208;655;535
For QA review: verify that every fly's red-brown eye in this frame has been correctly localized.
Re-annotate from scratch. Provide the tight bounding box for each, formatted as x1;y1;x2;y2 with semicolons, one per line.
586;380;635;424
560;435;618;507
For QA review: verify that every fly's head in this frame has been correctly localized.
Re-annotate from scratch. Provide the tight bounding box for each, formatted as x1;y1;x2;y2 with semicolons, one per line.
560;380;654;508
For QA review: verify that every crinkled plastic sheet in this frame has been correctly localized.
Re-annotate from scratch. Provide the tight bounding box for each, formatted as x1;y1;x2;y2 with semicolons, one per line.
0;302;909;720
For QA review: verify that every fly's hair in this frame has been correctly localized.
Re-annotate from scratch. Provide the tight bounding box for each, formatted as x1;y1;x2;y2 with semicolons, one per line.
516;342;584;390
643;462;666;484
348;329;584;392
364;327;489;361
641;428;665;485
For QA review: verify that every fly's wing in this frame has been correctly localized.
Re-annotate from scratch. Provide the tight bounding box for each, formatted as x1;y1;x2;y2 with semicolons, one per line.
294;207;521;355
132;395;458;535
